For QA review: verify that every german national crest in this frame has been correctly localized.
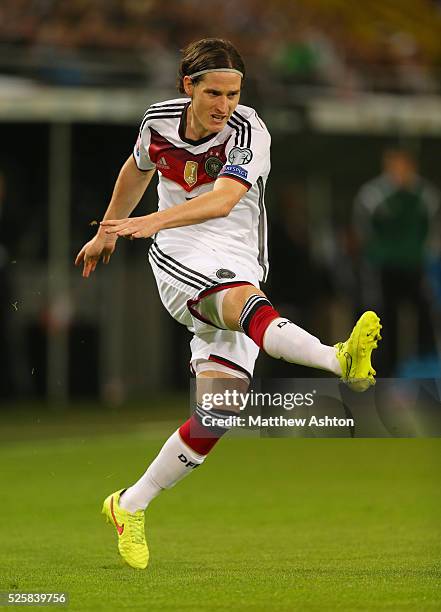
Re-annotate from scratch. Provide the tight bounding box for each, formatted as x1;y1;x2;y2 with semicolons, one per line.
205;156;223;178
216;269;236;279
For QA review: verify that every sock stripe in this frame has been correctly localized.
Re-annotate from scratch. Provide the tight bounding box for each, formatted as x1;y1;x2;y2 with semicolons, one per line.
239;295;273;335
239;294;265;330
195;404;237;430
194;410;233;424
239;295;261;324
180;401;241;458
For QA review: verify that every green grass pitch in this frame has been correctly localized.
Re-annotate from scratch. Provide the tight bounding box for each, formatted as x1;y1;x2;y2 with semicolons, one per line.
0;404;440;611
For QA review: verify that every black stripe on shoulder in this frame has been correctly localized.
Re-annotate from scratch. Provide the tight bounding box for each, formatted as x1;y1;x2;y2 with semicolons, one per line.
140;113;182;132
147;107;186;114
229;115;246;147
139;111;149;133
152;243;216;285
144;112;183;120
232;111;252;148
142;104;186;120
227;120;241;147
140;106;185;132
150;102;187;109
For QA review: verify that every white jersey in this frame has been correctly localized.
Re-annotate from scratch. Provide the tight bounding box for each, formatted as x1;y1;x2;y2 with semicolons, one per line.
133;98;271;282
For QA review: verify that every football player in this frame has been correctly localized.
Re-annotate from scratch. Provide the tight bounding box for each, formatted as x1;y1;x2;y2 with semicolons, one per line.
76;38;381;569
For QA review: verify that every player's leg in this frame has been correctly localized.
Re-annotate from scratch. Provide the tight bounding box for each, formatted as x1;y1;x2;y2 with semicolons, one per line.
102;259;260;568
104;362;248;570
119;367;247;514
218;283;381;390
221;284;342;373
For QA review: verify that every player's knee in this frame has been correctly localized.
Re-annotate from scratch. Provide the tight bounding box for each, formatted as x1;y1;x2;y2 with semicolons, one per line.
188;282;266;331
222;284;266;330
189;282;280;348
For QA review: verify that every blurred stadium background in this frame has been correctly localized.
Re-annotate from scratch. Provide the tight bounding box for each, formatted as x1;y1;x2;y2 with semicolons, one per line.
0;0;441;405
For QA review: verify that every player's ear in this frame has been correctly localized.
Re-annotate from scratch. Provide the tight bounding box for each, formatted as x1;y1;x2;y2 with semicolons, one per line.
183;76;194;97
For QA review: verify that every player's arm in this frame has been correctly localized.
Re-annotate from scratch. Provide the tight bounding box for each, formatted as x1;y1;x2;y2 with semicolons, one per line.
101;177;247;239
75;155;156;277
103;155;156;220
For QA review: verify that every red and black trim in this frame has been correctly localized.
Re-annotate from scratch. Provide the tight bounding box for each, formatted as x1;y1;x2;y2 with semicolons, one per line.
218;172;252;190
208;354;252;379
196;280;253;300
187;281;253;330
239;295;272;335
238;294;280;348
179;407;231;453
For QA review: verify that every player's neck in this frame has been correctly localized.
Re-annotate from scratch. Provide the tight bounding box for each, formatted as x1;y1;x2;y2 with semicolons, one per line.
186;104;211;140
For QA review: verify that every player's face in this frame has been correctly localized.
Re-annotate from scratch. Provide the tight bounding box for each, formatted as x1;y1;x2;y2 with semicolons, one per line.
185;72;241;138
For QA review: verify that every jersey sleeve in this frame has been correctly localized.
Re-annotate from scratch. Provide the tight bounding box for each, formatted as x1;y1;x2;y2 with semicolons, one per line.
218;110;271;189
133;114;156;171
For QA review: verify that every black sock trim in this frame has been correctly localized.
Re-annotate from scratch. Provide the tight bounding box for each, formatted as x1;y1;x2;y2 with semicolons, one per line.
239;295;273;335
194;405;238;434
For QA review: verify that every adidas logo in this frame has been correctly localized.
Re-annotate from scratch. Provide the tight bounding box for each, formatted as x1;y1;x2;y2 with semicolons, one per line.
157;156;170;170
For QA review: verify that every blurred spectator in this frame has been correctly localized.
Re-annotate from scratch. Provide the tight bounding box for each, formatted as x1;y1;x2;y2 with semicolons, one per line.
271;26;322;87
269;18;355;93
353;148;440;375
388;31;438;94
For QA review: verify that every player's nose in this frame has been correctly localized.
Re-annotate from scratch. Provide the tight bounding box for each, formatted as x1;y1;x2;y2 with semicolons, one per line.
215;96;228;114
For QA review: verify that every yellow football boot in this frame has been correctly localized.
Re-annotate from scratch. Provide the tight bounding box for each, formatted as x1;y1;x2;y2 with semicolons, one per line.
335;311;382;392
102;489;149;569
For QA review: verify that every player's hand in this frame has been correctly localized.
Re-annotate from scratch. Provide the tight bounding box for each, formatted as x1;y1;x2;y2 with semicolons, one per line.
75;229;118;278
101;214;158;239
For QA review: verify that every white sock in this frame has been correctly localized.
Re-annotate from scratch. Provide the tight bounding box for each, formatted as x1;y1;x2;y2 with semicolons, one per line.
119;430;206;513
263;318;341;375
